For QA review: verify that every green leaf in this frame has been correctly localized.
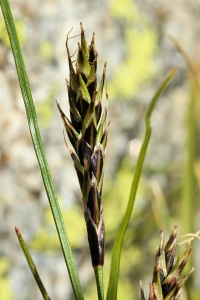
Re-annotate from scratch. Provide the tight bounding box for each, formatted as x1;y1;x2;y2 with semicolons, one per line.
15;227;51;300
0;1;84;299
106;68;177;300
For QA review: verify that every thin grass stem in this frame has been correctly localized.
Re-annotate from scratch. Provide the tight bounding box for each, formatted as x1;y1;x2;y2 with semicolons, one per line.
0;1;84;299
15;227;51;300
106;68;177;300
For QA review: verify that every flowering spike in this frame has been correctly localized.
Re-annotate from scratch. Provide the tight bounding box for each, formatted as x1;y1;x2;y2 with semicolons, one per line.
141;227;193;300
57;24;107;267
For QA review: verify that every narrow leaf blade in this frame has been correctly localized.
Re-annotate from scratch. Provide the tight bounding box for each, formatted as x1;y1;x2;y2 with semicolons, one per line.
0;1;84;299
15;227;51;300
106;68;177;300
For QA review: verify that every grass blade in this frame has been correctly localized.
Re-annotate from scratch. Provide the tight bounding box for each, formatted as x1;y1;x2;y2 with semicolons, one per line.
106;68;177;300
15;227;51;300
0;1;84;299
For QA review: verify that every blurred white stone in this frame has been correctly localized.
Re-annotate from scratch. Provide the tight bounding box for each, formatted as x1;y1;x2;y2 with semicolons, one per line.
129;138;142;159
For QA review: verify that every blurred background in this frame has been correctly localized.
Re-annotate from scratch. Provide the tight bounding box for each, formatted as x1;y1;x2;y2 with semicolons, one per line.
0;0;200;299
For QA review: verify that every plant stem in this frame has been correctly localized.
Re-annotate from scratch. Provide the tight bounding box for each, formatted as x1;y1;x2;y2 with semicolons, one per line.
15;227;51;300
106;68;177;300
0;1;84;299
94;266;104;300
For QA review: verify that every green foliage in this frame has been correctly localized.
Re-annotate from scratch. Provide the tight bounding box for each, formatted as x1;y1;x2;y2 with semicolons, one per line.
108;0;158;100
1;0;198;299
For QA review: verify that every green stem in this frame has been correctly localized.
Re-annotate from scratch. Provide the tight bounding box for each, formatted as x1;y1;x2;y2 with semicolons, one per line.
0;1;84;299
94;266;104;300
182;81;196;236
181;80;196;297
15;227;51;300
106;68;177;300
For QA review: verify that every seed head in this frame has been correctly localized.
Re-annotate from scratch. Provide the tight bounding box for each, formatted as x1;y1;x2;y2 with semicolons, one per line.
140;226;194;300
57;23;108;267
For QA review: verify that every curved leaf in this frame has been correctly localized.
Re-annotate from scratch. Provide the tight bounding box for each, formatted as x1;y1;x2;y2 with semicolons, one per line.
106;68;177;300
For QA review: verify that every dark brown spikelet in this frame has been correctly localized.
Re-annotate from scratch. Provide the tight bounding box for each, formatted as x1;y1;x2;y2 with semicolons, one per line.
57;23;108;267
140;226;194;300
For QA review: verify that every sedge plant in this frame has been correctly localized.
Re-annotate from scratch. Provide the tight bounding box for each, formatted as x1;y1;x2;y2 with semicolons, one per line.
0;0;196;299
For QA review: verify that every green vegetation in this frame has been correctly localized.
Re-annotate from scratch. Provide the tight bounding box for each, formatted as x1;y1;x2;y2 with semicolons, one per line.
0;0;200;299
